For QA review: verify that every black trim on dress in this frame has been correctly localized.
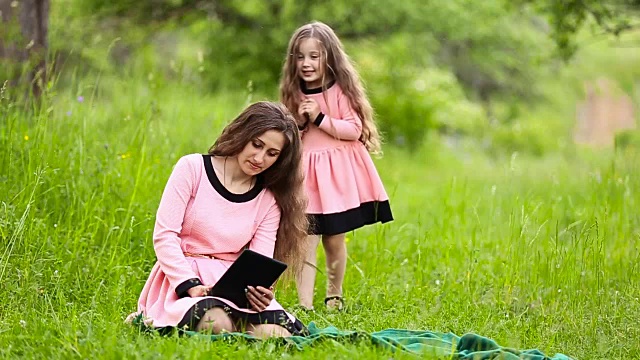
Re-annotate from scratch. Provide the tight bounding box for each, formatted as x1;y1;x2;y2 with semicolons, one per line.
313;113;325;126
308;200;393;236
177;298;309;336
175;278;203;298
202;155;264;203
300;80;336;95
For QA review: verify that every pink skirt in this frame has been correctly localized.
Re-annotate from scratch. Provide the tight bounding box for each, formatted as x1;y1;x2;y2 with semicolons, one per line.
303;142;393;235
129;257;307;335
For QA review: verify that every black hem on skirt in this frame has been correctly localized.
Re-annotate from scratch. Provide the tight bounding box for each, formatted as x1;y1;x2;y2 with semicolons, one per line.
308;200;393;236
175;298;309;336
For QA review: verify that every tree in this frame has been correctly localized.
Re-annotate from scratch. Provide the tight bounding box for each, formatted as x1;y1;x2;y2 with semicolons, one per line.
518;0;640;59
0;0;50;98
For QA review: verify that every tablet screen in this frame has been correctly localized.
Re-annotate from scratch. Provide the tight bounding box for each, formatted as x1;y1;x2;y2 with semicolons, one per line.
207;249;288;308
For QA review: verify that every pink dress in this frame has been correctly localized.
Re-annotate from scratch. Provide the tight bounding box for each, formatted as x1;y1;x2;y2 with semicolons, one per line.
300;82;393;235
128;154;307;334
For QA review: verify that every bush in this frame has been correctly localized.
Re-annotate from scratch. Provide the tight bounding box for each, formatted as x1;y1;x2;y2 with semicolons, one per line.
615;130;640;152
360;41;487;151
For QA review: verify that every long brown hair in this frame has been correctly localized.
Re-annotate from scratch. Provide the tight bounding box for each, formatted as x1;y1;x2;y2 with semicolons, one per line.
208;101;308;275
279;21;382;154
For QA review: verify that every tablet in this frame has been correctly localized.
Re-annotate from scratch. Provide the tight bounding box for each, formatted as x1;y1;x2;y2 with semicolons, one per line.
207;249;288;309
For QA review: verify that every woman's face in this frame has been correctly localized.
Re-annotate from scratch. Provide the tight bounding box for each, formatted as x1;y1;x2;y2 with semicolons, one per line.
237;130;286;176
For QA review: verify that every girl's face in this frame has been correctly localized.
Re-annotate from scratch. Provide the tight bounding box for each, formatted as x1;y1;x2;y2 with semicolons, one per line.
295;38;325;88
237;130;286;176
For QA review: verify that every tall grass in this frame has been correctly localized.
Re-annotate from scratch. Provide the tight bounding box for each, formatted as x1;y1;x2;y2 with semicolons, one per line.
1;68;638;359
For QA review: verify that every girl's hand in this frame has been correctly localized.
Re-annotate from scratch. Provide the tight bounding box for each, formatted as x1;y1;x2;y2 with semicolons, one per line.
187;285;212;298
246;285;274;312
297;103;310;126
298;98;321;122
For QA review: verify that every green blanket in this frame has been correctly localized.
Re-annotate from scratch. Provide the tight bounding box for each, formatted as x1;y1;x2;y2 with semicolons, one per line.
180;322;573;359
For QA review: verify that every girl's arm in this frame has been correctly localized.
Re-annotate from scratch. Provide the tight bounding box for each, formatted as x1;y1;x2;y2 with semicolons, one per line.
152;156;203;297
313;92;362;140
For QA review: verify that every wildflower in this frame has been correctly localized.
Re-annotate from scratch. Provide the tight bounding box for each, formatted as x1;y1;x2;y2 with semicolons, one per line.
77;96;84;103
24;135;29;141
66;111;72;116
19;320;26;328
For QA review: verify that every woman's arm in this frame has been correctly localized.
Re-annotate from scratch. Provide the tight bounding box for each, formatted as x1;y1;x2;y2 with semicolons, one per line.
246;200;281;310
152;156;203;297
248;200;281;258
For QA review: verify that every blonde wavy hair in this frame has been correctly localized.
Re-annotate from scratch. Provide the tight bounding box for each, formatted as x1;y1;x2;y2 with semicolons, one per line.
279;21;382;154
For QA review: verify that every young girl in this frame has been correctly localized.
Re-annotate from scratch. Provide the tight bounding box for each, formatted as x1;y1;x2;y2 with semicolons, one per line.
279;21;393;311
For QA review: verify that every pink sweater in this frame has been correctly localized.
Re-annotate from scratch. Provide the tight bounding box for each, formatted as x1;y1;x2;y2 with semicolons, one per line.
300;84;363;152
153;153;281;293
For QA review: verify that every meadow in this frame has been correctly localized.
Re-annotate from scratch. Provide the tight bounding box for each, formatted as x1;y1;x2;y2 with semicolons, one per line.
1;69;638;359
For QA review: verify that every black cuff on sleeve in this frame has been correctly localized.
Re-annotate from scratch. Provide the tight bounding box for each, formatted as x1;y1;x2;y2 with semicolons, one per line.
175;278;203;298
313;113;325;126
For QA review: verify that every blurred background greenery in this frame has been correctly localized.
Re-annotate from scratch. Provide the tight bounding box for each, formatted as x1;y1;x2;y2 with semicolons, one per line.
2;0;639;156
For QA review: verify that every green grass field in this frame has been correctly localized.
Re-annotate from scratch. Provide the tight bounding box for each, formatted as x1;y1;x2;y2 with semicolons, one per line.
1;76;638;359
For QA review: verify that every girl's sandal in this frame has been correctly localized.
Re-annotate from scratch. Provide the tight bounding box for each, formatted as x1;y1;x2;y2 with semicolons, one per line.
293;304;315;313
324;296;344;312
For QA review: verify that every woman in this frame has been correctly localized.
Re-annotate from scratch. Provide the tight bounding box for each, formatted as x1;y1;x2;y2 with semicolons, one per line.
127;101;308;338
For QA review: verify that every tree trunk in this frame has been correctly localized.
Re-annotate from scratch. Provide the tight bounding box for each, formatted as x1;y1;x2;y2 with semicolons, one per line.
0;0;49;98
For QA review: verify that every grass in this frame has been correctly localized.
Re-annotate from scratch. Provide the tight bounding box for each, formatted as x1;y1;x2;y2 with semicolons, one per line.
1;69;639;359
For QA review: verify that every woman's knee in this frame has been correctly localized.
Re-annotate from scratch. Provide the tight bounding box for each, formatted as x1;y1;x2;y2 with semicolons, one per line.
247;324;292;339
196;307;234;334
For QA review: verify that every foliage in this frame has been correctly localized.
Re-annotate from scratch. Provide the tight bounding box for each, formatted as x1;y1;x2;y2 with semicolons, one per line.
359;38;487;149
56;0;564;149
517;0;640;59
615;130;640;151
8;0;638;155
